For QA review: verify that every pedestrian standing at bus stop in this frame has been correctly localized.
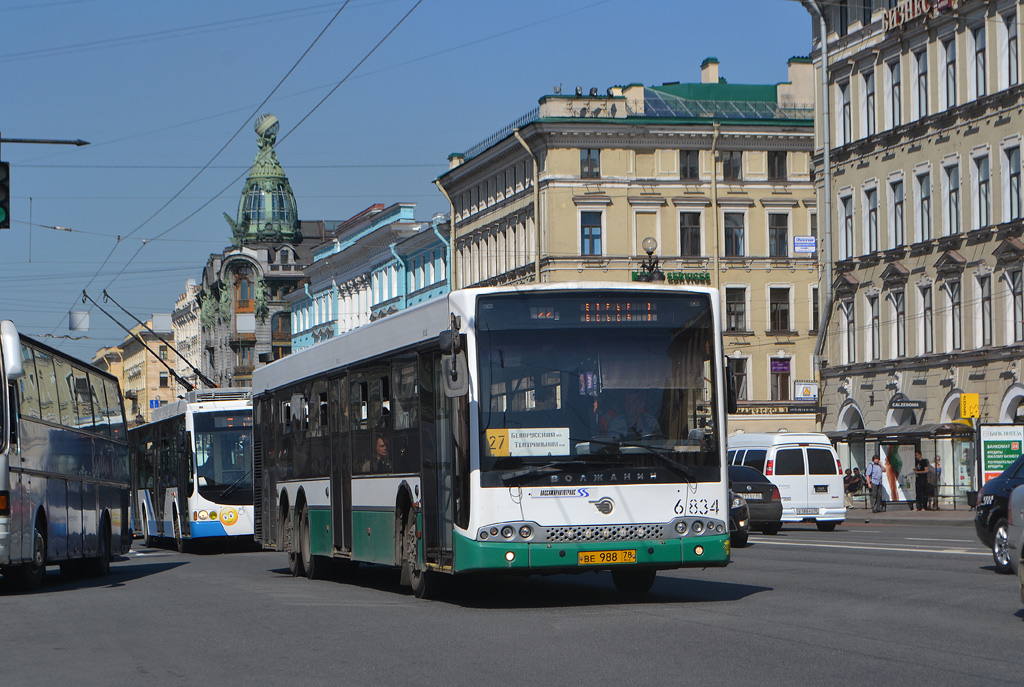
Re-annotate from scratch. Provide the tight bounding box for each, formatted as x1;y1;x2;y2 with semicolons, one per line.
865;455;886;513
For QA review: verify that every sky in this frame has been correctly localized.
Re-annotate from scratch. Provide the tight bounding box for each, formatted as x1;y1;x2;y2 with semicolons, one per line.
1;0;813;361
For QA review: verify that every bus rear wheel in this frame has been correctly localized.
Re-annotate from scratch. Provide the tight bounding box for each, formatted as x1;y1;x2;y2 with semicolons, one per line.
611;567;656;594
173;510;188;554
85;515;111;577
402;509;435;599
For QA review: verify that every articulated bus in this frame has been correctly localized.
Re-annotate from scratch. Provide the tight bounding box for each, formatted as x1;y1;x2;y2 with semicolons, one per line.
129;388;253;552
0;321;132;590
253;283;733;597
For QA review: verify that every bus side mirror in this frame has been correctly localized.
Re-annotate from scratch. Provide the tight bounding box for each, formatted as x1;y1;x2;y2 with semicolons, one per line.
1;320;23;380
438;329;462;354
442;351;468;397
725;356;738;415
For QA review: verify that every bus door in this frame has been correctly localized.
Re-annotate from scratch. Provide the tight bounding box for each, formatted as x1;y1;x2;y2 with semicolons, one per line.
329;376;351;553
419;353;454;564
176;430;191;537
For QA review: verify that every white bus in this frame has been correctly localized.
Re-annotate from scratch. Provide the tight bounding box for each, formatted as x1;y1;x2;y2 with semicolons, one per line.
253;283;734;597
0;321;132;590
129;388;253;552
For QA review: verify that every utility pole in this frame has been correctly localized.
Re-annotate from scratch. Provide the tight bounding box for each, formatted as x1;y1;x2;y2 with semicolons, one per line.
0;134;90;230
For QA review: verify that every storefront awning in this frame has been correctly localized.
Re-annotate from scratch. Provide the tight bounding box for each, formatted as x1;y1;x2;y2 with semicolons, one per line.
828;423;973;442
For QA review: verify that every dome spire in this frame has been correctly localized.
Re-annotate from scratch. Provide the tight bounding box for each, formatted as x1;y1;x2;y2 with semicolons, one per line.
225;114;300;246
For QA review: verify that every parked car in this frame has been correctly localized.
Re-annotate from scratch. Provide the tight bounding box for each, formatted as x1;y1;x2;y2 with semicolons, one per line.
729;464;784;535
728;433;845;531
729;492;750;548
1009;484;1024;604
974;455;1024;574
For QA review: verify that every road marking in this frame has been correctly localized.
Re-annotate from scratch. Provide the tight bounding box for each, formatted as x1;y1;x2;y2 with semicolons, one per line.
749;540;987;556
905;537;973;543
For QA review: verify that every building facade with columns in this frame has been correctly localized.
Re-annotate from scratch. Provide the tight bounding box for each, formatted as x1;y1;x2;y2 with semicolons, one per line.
286;203;449;352
809;0;1024;499
436;58;822;433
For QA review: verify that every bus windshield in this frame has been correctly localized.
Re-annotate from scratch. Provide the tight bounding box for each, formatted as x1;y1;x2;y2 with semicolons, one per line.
476;292;720;487
194;410;252;505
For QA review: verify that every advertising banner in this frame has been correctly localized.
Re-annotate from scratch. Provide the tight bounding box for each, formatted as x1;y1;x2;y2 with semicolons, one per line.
979;424;1024;483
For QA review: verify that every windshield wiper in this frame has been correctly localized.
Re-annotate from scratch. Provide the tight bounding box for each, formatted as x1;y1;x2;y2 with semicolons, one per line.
500;460;619;484
585;437;698;482
220;468;252;498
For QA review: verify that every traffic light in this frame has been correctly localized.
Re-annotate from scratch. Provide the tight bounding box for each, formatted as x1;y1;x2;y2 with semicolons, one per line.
0;162;9;229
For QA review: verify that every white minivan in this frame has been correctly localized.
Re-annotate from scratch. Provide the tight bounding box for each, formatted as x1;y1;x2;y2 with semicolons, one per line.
727;433;846;531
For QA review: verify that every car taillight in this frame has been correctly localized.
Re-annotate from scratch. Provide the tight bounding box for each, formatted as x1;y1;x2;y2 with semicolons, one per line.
765;459;775;476
771;486;781;501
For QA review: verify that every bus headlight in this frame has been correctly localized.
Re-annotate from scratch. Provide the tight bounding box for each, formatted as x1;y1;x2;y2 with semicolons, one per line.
501;526;514;539
692;521;705;534
519;525;533;539
674;521;687;535
198;511;209;521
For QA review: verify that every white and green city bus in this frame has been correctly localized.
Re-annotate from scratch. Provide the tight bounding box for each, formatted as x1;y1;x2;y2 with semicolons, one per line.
253;283;733;597
0;321;132;590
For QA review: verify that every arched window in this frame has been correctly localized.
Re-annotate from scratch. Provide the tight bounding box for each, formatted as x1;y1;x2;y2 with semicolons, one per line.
278;249;290;265
234;265;255;313
271;184;291;222
243;187;265;223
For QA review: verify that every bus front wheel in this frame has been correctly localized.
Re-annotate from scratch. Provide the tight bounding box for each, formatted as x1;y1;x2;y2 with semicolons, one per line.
611;567;656;594
402;509;435;599
299;505;326;580
19;526;47;591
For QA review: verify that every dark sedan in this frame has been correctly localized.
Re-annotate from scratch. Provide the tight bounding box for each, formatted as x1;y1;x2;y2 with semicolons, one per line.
729;464;783;535
975;455;1024;574
729;492;750;548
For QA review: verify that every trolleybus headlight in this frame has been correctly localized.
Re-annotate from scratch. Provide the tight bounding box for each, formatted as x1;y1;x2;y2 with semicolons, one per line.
706;520;715;531
501;526;514;539
210;511;219;521
715;523;725;534
519;525;533;539
490;527;499;536
692;521;705;534
198;511;209;521
480;530;489;540
674;521;687;535
694;545;705;556
505;551;515;562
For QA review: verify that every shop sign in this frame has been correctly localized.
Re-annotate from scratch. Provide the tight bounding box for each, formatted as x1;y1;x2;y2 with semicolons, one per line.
793;236;817;254
889;399;925;409
630;271;711;285
883;0;933;32
794;381;819;401
980;424;1024;483
732;404;825;415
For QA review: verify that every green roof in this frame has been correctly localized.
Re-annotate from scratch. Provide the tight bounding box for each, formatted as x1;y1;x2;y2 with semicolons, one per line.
650;82;778;103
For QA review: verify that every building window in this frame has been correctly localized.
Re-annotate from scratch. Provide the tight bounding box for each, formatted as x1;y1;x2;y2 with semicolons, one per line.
1008;13;1020;87
680;150;699;180
271;184;291;222
864;71;876;137
271;312;291;336
722;151;743;181
580;211;602;256
768;151;787;181
769;358;791;402
980;274;993;346
861;1;873;26
916;49;929;119
159;345;168;360
1008;146;1021;220
234;264;255;313
811;286;820;332
769;287;791;332
944;38;957;108
922;284;934;354
869;295;880;360
891;179;905;247
159;371;168;388
580;149;600;179
243;186;265;223
973;25;987;98
840;81;852;145
845;303;857;364
837;0;849;37
732;358;748;402
890;61;902;128
273;345;290;361
236;344;255;367
949;281;962;350
917;172;932;242
1012;269;1024;342
976;155;991;228
893;291;906;358
946;164;961;235
726;287;746;332
769;213;788;258
679;212;701;256
842;195;854;259
724;212;745;257
866;188;879;254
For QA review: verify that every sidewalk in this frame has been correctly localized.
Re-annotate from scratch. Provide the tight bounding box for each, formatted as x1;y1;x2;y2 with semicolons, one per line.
844;501;976;527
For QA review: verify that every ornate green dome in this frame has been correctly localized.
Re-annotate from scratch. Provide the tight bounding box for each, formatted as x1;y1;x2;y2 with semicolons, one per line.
225;114;300;245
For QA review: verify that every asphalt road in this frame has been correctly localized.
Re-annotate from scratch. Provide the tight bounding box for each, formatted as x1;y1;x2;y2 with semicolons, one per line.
2;521;1020;687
